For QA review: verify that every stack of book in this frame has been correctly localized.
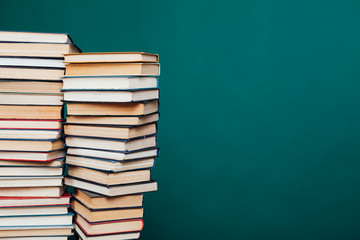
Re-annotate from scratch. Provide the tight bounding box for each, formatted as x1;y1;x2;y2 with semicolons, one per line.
0;31;80;239
62;52;160;240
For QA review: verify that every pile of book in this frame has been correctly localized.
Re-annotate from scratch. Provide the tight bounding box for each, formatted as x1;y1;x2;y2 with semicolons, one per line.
0;31;80;239
63;52;160;240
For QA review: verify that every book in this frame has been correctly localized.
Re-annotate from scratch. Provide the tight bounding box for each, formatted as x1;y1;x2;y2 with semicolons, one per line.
72;199;143;222
0;176;63;187
66;100;158;116
65;177;157;196
64;123;156;140
0;42;80;58
0;167;63;176
0;93;63;106
0;213;73;227
0;31;73;43
66;63;160;76
66;113;158;126
0;106;62;119
75;223;140;240
0;129;62;139
63;89;158;103
0;150;65;161
65;135;156;152
64;52;158;63
0;158;64;167
75;214;143;235
68;166;151;185
0;81;62;93
0;139;64;152
67;147;158;161
0;119;63;130
0;226;72;237
0;186;64;197
0;193;70;207
0;67;64;81
0;205;68;216
73;189;142;209
0;57;65;68
62;76;157;90
66;156;154;172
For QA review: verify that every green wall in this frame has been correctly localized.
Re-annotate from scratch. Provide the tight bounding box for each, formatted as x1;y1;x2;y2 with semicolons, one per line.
1;0;360;239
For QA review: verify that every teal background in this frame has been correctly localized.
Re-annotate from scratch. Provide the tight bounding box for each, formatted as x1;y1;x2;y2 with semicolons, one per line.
1;0;360;239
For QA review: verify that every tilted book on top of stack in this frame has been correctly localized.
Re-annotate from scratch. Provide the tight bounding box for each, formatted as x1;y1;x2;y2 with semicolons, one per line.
62;52;160;239
0;30;81;239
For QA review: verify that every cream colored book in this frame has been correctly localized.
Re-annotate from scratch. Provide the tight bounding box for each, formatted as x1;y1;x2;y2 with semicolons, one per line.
64;52;158;63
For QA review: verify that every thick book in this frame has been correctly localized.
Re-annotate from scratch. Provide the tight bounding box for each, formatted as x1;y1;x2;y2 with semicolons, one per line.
66;155;154;172
65;135;156;152
72;198;143;222
0;138;64;152
75;223;140;240
0;205;68;216
64;123;156;140
0;66;64;81
0;193;70;207
0;176;63;188
63;89;158;103
0;92;63;106
0;129;63;139
68;166;150;186
64;52;158;63
0;119;63;130
73;189;142;209
0;106;62;119
66;100;158;116
66;113;158;126
0;166;63;176
65;177;157;196
0;226;72;238
0;81;62;94
75;214;143;235
67;147;158;161
65;63;160;76
0;158;64;166
0;212;73;227
62;76;157;90
0;31;73;43
0;186;64;197
0;150;65;162
0;42;80;58
0;57;65;68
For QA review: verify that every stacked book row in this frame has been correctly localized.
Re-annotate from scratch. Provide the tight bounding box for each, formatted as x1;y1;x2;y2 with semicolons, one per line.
0;31;81;239
62;52;160;240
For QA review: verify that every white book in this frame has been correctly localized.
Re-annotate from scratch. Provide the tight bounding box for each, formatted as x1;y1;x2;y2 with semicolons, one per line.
0;167;63;176
67;147;158;161
0;57;65;68
0;31;72;43
62;76;157;90
0;213;73;227
63;90;158;102
0;205;68;216
65;177;157;196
